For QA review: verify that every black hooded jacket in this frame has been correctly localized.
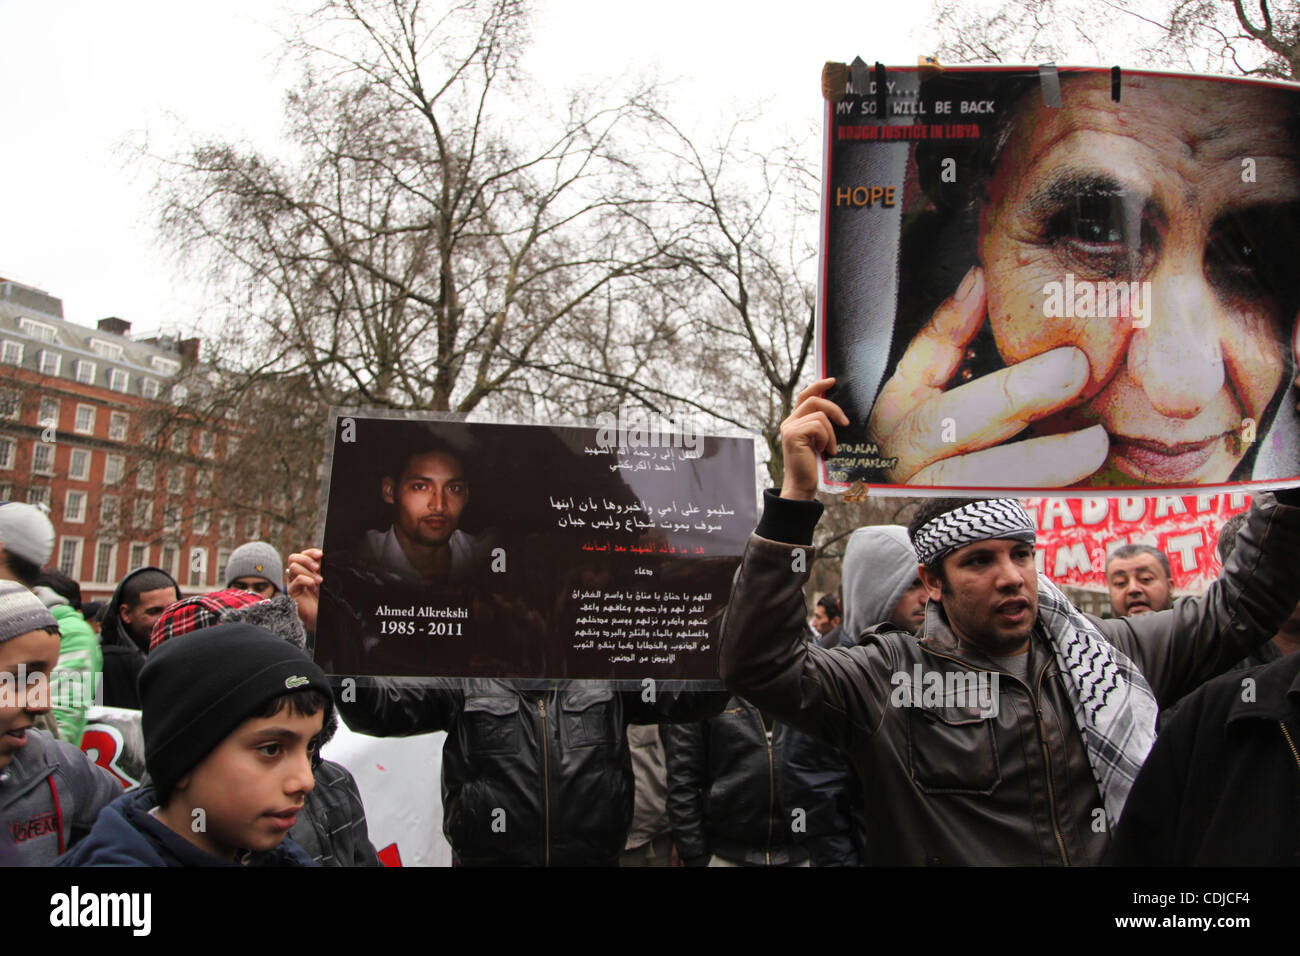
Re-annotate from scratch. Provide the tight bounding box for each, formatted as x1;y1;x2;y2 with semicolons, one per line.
99;567;180;709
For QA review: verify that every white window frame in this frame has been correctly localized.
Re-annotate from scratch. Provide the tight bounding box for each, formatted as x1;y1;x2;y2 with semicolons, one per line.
18;318;55;342
0;437;14;470
64;489;86;523
108;411;128;442
170;384;188;405
75;359;96;384
89;339;123;361
128;542;149;570
141;377;160;400
0;390;19;420
100;494;119;525
38;397;59;428
57;537;83;578
104;453;124;485
188;546;207;589
193;509;210;536
26;486;50;509
93;540;118;585
167;467;186;495
216;548;233;585
74;404;95;435
133;498;153;529
37;350;61;376
2;340;23;365
163;504;181;534
31;442;54;476
160;544;178;579
68;448;91;481
136;459;154;490
108;368;129;393
0;484;10;502
150;355;181;376
199;430;215;458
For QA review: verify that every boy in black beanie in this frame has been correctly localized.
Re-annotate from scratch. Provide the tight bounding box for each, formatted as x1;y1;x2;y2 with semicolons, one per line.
59;623;332;866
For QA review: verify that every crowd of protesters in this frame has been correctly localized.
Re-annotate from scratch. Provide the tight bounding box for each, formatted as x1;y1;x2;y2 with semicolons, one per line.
3;379;1299;866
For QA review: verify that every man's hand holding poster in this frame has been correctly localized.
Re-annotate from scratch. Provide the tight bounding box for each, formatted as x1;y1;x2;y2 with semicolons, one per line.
313;412;756;681
820;64;1300;493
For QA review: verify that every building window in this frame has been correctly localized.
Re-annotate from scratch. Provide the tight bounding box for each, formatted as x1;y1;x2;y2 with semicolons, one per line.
93;541;117;584
90;339;123;361
169;427;188;454
244;513;261;540
37;350;61;376
108;369;129;393
128;542;148;569
167;467;186;495
170;384;188;405
38;397;59;429
136;460;154;490
0;484;10;502
1;341;23;365
75;360;96;384
188;547;207;588
225;435;239;458
193;509;210;536
31;442;54;475
18;318;56;342
216;548;232;584
58;538;82;578
68;448;91;481
0;391;19;419
0;438;13;470
108;411;128;441
196;470;212;497
74;404;95;435
104;454;124;485
100;494;119;525
160;544;178;579
199;430;215;458
163;504;181;534
219;512;235;540
150;355;181;375
26;486;50;510
141;377;160;400
133;498;153;528
64;490;86;523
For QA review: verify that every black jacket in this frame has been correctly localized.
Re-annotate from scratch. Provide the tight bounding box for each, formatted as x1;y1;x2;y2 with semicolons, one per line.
99;567;179;709
335;677;728;866
1107;649;1300;866
663;696;811;866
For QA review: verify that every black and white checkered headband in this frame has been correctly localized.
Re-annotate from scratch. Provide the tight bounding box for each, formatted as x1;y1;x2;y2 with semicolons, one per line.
912;499;1036;566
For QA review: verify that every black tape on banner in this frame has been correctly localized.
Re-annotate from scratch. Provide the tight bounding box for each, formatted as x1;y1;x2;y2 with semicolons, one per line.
1111;65;1122;101
1039;62;1061;108
875;61;887;117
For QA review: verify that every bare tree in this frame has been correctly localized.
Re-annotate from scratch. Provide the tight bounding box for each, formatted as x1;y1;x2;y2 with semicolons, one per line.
928;0;1300;78
154;0;677;419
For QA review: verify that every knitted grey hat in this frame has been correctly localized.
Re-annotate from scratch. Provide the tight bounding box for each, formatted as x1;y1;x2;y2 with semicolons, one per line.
0;502;55;567
0;580;57;644
225;541;283;592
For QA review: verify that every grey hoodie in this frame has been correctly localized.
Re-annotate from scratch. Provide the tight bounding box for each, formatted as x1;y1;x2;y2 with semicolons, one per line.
839;525;920;643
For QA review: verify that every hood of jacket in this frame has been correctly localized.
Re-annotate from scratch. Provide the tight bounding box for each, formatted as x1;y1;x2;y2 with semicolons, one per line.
840;525;919;642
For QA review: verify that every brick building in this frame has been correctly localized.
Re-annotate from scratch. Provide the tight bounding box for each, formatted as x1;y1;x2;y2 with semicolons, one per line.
0;277;254;601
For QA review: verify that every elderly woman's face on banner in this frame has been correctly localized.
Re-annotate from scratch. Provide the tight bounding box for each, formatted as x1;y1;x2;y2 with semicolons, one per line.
977;75;1299;484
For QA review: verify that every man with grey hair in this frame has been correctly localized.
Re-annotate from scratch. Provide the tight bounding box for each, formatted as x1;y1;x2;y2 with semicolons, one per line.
719;378;1300;865
1105;543;1174;617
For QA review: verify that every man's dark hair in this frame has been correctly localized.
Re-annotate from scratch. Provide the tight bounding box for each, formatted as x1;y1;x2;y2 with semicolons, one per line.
383;433;470;483
121;570;180;609
1216;513;1249;565
4;552;42;589
1106;543;1172;580
907;498;985;579
256;688;331;721
82;600;106;624
36;567;82;611
816;593;842;621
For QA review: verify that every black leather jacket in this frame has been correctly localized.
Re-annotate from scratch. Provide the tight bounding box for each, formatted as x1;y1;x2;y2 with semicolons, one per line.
663;697;811;866
336;677;727;866
721;490;1300;865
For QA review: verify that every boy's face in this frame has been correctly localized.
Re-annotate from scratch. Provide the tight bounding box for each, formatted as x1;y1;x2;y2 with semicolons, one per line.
0;629;60;770
170;705;324;860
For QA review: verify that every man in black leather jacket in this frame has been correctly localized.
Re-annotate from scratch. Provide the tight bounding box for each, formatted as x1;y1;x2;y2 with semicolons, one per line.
288;548;729;866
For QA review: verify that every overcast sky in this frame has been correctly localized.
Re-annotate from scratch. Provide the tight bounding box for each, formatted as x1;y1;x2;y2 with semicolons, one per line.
0;1;929;339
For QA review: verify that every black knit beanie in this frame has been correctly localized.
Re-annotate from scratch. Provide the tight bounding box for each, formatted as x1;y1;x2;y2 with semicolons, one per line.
139;623;333;800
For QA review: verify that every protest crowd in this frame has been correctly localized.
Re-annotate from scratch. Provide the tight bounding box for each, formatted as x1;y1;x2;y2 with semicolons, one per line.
3;371;1300;869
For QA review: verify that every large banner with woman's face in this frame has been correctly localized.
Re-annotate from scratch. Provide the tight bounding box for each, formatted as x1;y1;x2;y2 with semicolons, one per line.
821;65;1300;494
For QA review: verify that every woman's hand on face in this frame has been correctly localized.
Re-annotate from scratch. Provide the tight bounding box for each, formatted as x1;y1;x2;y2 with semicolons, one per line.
867;266;1110;486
